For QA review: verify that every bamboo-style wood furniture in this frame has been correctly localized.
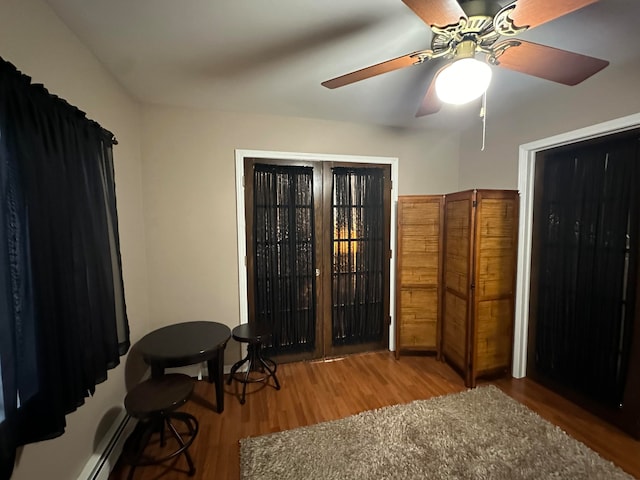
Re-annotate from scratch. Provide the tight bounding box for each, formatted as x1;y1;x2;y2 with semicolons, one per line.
440;189;519;387
395;195;444;358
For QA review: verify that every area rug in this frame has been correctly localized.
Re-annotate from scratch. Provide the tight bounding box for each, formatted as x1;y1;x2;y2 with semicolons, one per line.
240;385;635;479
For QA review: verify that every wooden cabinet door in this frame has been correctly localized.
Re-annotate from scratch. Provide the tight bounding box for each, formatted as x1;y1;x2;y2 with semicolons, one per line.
441;190;475;382
395;196;443;357
441;189;519;387
472;190;519;384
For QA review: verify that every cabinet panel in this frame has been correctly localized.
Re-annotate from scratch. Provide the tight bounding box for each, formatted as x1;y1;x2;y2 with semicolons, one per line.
476;198;517;298
444;198;472;295
398;233;439;285
442;291;467;372
441;189;519;387
475;298;513;373
401;201;441;226
398;287;438;350
395;195;443;357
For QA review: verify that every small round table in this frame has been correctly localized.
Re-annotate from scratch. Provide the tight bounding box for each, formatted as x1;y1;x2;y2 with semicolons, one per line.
227;323;281;404
136;321;231;413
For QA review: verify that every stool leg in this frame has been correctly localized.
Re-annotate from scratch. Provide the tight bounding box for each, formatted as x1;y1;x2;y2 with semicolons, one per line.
258;354;281;390
239;344;257;405
227;354;250;385
167;419;196;476
159;417;166;447
256;343;280;390
125;422;154;480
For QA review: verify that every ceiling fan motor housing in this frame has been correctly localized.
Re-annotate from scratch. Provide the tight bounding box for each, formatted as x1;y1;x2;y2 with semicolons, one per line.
459;0;503;18
431;1;509;58
454;39;477;60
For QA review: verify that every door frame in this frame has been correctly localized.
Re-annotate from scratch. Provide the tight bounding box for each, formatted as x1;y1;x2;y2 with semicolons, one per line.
513;112;640;378
235;149;399;352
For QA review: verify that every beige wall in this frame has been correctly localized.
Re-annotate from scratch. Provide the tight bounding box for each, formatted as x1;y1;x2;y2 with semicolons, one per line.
0;0;148;478
0;0;459;476
457;59;640;189
11;0;639;478
141;105;461;363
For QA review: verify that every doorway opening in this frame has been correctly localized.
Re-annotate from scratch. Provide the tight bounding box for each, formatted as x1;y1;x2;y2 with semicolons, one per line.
515;112;640;438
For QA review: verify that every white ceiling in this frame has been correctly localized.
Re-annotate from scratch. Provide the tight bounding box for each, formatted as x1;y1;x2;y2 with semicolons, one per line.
44;0;640;131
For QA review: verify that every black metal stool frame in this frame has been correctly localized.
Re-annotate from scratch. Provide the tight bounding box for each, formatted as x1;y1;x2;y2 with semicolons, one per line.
227;323;281;404
123;374;199;479
125;412;199;478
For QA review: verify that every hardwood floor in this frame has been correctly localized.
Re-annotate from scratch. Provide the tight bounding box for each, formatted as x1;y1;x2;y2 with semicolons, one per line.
109;352;640;479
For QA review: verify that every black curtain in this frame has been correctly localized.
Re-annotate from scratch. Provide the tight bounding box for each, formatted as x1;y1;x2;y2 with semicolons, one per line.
534;134;639;407
0;57;129;478
331;167;385;346
253;164;316;355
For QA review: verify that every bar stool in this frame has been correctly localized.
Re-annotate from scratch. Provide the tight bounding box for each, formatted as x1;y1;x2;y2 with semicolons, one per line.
122;373;199;479
227;323;281;404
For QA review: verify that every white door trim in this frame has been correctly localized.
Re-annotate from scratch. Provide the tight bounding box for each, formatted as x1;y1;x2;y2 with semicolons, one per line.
235;149;400;350
513;112;640;378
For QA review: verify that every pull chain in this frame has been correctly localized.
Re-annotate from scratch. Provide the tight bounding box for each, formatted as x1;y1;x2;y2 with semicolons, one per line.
480;90;487;151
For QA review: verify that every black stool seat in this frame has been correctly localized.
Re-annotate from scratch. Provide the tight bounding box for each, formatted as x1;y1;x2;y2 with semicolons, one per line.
123;374;199;479
227;323;281;404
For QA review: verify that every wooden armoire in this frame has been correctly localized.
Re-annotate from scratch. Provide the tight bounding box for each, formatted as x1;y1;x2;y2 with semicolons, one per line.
440;189;519;387
394;190;519;387
395;195;444;357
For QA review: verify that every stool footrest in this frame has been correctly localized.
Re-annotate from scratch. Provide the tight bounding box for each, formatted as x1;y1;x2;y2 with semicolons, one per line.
227;340;280;405
123;413;199;466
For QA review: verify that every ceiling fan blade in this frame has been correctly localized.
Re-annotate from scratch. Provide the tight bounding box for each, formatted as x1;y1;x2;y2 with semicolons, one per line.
416;66;445;117
494;40;609;86
508;0;598;30
322;53;421;89
401;0;466;28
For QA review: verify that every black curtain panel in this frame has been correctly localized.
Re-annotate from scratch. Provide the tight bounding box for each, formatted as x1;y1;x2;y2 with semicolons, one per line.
534;135;639;407
0;57;129;478
253;164;316;355
331;167;385;346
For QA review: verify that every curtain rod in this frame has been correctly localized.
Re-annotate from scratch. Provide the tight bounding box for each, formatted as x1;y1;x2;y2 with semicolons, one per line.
0;56;118;145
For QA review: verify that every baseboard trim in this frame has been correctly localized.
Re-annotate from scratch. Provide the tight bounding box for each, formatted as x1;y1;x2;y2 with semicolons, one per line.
77;409;137;480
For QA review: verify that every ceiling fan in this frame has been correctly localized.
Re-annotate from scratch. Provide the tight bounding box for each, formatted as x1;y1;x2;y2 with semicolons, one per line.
321;0;609;117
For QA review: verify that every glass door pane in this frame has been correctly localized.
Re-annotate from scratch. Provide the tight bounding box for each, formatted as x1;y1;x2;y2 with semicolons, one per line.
251;163;317;357
326;166;390;355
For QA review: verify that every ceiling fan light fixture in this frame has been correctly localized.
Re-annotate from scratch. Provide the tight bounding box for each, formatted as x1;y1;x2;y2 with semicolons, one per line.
435;57;492;105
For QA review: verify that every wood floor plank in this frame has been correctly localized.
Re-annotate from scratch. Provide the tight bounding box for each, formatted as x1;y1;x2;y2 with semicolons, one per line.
109;352;640;479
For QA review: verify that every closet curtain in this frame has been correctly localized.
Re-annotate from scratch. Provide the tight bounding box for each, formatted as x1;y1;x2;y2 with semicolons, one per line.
534;135;639;407
0;57;129;478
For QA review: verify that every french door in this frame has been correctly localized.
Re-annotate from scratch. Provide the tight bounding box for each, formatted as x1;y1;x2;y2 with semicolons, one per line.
244;157;391;362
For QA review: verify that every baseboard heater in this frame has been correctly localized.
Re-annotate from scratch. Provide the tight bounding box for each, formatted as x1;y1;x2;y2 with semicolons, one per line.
77;410;137;480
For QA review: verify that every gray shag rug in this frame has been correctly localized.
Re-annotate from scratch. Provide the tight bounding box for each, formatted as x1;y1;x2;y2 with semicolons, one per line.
240;385;635;480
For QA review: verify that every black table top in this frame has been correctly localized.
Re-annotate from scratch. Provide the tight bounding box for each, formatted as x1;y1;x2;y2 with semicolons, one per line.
137;321;231;365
